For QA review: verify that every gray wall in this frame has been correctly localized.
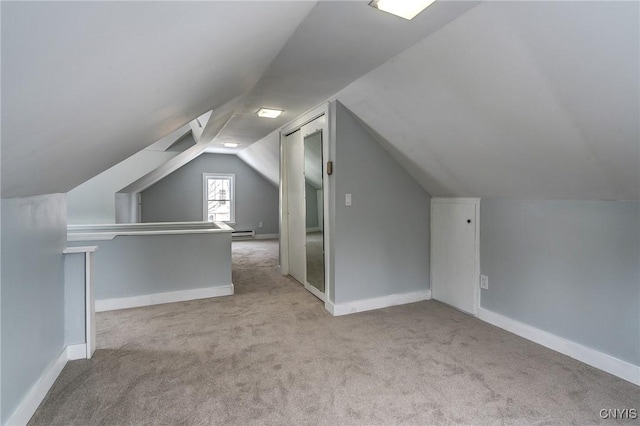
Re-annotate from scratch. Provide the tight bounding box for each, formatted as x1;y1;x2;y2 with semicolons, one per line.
70;232;232;301
480;199;640;366
141;154;279;235
64;254;86;345
332;101;430;304
1;194;67;424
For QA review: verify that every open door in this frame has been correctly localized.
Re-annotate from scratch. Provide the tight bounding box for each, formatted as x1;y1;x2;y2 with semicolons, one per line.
431;198;480;316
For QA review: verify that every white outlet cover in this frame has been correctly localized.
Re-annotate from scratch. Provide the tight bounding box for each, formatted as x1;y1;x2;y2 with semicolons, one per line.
480;275;488;290
345;193;352;206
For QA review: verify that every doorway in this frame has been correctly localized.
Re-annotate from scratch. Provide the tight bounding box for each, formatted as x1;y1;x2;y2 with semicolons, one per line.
430;198;480;316
280;104;330;304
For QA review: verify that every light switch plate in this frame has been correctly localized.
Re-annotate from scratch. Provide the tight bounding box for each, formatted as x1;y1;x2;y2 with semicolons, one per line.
480;275;488;290
345;193;352;206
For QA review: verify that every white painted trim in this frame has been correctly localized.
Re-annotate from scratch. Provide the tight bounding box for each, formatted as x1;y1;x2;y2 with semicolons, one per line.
478;308;640;386
62;246;97;254
5;348;68;426
232;230;255;238
203;173;236;223
67;233;118;241
326;299;335;314
95;284;234;312
431;197;481;205
68;226;232;242
279;102;333;306
66;344;88;361
281;103;329;136
304;282;326;302
62;249;97;360
279;126;290;276
68;221;230;231
118;142;209;193
328;290;432;316
85;251;96;359
254;233;279;240
430;197;481;317
67;221;233;242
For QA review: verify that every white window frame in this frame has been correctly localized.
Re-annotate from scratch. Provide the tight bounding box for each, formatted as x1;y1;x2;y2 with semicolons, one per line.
203;173;235;223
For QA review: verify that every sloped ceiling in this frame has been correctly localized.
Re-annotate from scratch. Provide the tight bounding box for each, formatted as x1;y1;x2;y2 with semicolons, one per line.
1;1;316;197
208;0;478;151
236;129;280;187
336;1;639;200
3;1;637;202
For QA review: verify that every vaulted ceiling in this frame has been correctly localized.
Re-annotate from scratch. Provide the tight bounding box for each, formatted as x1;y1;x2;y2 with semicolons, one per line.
2;1;638;201
1;1;316;197
337;1;640;200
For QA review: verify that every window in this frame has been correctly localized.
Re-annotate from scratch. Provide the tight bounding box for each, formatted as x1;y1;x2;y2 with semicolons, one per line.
203;173;235;222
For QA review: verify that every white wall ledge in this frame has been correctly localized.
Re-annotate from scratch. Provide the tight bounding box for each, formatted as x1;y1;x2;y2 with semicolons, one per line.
63;246;98;254
67;221;233;241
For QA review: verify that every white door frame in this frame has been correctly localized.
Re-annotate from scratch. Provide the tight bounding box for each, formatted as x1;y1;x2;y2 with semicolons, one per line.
283;130;306;283
85;250;96;358
280;102;332;307
430;197;481;316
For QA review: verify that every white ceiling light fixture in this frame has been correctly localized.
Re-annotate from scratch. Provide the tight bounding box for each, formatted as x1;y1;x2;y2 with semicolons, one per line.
256;107;283;119
369;0;436;20
223;142;239;148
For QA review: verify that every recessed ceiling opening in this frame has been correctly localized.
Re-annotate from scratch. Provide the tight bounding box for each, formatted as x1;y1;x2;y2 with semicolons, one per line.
369;0;436;20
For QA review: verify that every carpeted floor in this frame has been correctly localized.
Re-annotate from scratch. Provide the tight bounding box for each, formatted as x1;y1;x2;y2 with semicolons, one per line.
29;239;638;425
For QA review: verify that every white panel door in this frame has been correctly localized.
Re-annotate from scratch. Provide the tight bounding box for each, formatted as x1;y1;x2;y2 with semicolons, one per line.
431;200;478;315
285;130;306;284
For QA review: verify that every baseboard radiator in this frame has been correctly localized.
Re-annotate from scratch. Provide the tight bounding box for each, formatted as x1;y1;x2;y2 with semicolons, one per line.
232;230;255;239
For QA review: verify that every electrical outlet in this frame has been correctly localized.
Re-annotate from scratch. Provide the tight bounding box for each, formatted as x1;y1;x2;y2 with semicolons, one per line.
258;221;263;228
345;193;352;206
480;275;488;290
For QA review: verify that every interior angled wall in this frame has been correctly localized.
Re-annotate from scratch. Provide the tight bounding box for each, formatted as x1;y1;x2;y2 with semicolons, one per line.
236;130;280;187
331;101;430;304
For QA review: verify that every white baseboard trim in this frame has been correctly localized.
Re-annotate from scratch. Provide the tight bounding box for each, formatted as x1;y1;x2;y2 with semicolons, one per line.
478;308;640;386
5;348;68;426
66;343;87;361
327;289;432;316
95;284;234;312
254;233;279;240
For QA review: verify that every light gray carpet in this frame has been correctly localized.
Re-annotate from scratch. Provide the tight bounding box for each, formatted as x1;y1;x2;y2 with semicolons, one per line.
30;239;638;425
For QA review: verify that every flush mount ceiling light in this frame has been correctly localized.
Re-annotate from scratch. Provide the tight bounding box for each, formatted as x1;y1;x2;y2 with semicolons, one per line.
223;142;239;148
369;0;436;20
256;108;283;119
